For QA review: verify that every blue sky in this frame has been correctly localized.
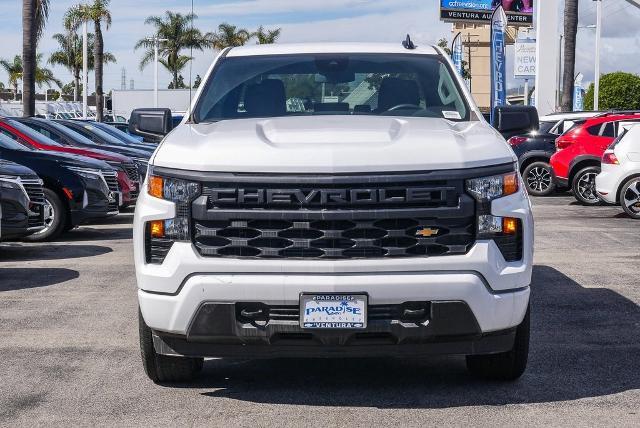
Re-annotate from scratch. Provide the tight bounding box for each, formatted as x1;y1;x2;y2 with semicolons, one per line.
0;0;639;93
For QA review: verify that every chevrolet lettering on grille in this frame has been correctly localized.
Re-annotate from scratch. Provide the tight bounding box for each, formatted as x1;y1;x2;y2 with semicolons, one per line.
209;188;439;206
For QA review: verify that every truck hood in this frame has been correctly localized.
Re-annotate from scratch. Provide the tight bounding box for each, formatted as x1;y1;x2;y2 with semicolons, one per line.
153;116;516;173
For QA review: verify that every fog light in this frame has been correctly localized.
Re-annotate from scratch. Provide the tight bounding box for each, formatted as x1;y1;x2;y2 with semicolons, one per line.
164;217;190;241
503;217;518;235
149;220;165;238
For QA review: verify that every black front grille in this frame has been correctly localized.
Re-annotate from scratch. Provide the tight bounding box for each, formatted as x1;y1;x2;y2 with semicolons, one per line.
20;177;45;228
123;162;140;183
102;172;119;212
190;171;478;260
193;217;474;259
266;304;421;322
103;172;119;192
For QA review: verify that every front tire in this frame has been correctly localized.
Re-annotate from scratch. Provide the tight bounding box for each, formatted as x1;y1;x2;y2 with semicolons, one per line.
620;177;640;219
571;166;602;205
23;188;67;242
522;161;556;196
466;304;530;381
139;310;203;383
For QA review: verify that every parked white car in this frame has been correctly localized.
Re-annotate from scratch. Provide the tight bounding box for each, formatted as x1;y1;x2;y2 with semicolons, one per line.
596;124;640;218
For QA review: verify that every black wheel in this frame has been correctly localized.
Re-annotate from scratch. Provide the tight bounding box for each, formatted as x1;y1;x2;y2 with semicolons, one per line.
23;188;67;242
139;310;203;383
522;161;556;196
466;304;530;381
620;177;640;219
571;166;602;205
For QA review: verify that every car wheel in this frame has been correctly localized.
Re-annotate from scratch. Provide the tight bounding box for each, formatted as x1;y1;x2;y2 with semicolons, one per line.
466;304;530;381
620;177;640;219
571;166;602;205
23;188;67;242
523;161;556;196
138;309;203;383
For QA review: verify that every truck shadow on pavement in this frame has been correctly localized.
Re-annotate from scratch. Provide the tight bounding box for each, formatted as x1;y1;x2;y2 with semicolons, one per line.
0;268;79;291
0;243;112;261
189;265;640;407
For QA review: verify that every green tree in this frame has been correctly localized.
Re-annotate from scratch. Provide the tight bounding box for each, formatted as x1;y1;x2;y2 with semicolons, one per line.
135;11;207;89
65;0;112;122
168;74;187;89
207;23;251;49
0;53;61;99
253;26;281;44
49;31;116;101
584;72;640;111
0;55;24;99
23;0;50;116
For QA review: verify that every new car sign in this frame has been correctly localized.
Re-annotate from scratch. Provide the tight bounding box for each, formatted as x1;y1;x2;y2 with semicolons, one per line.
440;0;534;25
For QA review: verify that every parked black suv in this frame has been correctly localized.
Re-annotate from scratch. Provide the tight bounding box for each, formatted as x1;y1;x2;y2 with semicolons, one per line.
0;159;45;240
508;112;599;196
0;133;119;241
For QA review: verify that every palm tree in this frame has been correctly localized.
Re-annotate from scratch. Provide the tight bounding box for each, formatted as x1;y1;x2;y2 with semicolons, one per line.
253;26;281;44
0;53;62;100
207;23;251;49
561;0;579;112
23;0;49;116
135;11;207;89
64;0;112;122
0;56;24;99
49;31;116;101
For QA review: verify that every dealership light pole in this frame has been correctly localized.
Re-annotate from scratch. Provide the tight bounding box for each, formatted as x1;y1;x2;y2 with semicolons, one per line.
593;0;602;111
147;36;169;108
82;21;88;119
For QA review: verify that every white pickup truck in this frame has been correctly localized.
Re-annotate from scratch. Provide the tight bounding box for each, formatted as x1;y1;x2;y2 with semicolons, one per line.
131;40;535;383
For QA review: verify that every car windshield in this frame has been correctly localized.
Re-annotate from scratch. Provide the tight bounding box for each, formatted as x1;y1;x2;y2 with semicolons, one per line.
6;119;64;147
194;53;470;123
0;132;32;151
94;122;143;145
42;119;99;147
538;121;556;134
71;122;131;147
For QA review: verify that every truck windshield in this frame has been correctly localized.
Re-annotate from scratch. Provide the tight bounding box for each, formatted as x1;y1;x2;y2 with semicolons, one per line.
194;53;470;123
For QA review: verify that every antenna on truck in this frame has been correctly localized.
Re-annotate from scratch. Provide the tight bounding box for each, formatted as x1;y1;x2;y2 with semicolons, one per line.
402;34;416;50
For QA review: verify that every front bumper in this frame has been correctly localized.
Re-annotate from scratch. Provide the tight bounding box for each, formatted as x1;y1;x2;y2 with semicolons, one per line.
135;177;533;356
0;187;36;240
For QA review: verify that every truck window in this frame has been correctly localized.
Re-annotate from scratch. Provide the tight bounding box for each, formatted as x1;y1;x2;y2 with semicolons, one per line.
194;53;470;123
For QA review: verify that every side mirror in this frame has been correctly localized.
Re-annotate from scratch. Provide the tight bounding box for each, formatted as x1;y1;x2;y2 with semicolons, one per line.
491;105;539;139
128;108;173;143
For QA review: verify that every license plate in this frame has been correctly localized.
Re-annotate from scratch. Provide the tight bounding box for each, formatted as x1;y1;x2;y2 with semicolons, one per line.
300;294;367;329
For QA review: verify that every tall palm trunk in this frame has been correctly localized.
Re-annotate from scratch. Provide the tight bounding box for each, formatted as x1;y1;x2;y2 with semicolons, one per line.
94;21;104;121
13;82;18;100
73;68;80;101
561;0;579;112
22;0;37;116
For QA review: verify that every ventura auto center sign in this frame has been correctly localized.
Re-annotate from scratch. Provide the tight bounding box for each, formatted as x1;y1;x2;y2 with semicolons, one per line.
440;0;533;25
514;41;536;78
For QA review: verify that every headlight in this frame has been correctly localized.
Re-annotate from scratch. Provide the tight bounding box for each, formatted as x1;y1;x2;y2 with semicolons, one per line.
466;171;519;202
145;170;201;264
147;174;200;203
0;177;22;189
68;167;103;181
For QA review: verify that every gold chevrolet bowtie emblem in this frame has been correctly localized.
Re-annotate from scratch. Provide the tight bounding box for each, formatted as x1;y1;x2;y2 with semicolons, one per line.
416;227;439;237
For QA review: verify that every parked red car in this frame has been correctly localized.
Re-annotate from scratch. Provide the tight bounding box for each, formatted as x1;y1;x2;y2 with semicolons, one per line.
0;118;139;206
550;112;640;204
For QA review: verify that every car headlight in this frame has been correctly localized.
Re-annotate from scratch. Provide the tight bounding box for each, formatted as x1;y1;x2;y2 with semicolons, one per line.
466;169;523;262
147;174;200;203
0;177;22;190
145;170;201;263
68;167;103;181
466;171;519;202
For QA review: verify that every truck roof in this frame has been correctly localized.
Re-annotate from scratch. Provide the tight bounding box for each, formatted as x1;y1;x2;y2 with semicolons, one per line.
225;42;440;57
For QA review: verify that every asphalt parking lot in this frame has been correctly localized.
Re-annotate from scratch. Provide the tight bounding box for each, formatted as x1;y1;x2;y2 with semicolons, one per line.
1;196;639;426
